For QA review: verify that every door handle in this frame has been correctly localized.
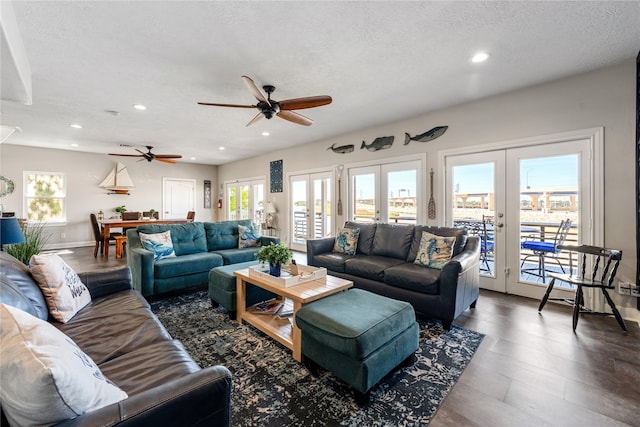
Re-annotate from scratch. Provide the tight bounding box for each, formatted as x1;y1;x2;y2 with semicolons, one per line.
496;222;504;228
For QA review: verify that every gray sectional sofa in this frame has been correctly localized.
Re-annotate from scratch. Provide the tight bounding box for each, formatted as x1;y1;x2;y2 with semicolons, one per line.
306;221;480;329
127;220;278;298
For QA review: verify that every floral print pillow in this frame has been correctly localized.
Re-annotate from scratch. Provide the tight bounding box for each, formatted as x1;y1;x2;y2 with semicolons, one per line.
238;223;262;248
333;228;360;255
414;231;456;269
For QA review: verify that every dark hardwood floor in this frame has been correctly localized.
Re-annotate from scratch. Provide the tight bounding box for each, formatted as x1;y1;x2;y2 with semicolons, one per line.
57;246;640;426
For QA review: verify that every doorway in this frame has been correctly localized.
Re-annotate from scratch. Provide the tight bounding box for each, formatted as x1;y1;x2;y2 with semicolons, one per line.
289;172;332;252
225;179;265;226
163;178;195;219
444;131;600;300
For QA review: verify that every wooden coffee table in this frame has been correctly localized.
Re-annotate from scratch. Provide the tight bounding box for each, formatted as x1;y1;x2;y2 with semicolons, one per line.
234;268;352;362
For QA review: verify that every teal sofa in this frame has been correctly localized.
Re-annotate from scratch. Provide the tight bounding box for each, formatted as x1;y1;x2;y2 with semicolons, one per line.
127;220;279;298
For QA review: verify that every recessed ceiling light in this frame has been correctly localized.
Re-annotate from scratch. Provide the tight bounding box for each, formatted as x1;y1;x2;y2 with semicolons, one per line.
71;143;79;147
133;104;146;110
471;52;490;63
69;124;82;129
219;147;225;151
262;131;270;136
190;157;196;161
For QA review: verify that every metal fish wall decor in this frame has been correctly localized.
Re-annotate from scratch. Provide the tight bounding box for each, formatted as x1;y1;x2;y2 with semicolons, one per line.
327;143;355;154
404;126;448;145
361;136;394;152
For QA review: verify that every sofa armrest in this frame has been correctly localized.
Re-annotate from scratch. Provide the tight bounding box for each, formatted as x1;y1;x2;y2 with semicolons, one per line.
306;237;335;266
259;236;280;246
126;247;156;297
439;235;481;324
55;366;232;427
78;267;133;299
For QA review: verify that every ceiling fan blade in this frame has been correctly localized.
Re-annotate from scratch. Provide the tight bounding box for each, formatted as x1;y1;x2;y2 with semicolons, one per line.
135;148;146;155
277;110;313;126
155;158;177;164
109;153;143;157
246;112;265;127
155;154;182;159
279;96;332;110
197;102;255;108
242;76;271;106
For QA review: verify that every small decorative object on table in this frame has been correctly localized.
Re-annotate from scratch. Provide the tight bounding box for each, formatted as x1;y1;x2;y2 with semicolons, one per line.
255;242;292;277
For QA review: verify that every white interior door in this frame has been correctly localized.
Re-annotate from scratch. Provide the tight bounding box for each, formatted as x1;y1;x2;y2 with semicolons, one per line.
163;178;195;219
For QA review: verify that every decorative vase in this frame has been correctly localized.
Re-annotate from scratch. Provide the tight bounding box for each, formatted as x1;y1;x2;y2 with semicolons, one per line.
269;263;281;277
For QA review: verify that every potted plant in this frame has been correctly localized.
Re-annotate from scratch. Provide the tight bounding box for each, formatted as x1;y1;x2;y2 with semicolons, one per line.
5;221;51;265
255;242;292;277
148;209;157;219
114;205;127;219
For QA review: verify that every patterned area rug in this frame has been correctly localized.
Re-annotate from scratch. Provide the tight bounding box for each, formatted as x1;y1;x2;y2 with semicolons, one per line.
150;291;484;426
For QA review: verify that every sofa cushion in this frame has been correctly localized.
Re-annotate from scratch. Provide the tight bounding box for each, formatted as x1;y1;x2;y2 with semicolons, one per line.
407;226;467;262
344;221;377;255
0;304;127;427
56;290;173;365
154;252;223;279
383;262;441;295
344;255;406;281
98;340;200;396
312;252;352;273
238;223;262;248
213;247;260;265
0;252;48;320
414;231;456;269
371;223;414;260
139;230;176;260
205;220;253;251
333;227;360;255
29;254;91;323
137;222;207;256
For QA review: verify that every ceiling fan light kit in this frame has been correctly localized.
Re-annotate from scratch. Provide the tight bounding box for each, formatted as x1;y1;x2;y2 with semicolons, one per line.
198;75;332;127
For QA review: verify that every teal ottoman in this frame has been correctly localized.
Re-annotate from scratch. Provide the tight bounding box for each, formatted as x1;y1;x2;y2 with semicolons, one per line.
295;288;419;395
208;261;276;320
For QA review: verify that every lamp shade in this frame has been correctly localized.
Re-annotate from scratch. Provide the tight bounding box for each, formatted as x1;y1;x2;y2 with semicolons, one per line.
1;217;25;246
265;202;276;214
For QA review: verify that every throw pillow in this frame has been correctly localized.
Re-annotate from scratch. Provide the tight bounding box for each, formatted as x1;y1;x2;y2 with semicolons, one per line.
238;223;262;248
414;231;456;270
29;254;91;323
139;230;176;261
333;228;360;255
0;304;128;426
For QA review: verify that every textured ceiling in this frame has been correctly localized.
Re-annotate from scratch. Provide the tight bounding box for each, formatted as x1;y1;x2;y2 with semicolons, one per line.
1;1;639;165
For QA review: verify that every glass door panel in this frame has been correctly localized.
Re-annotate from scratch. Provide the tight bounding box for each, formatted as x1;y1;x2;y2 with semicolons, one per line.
226;180;265;223
386;169;418;224
289;172;332;251
350;168;378;222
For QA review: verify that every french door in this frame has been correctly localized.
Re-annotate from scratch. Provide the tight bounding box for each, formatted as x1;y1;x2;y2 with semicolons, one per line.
348;160;422;224
289;172;333;252
445;138;594;299
226;180;265;226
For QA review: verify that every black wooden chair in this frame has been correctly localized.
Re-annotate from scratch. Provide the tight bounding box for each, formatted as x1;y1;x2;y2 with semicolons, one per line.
521;219;572;283
538;244;627;332
90;213;122;257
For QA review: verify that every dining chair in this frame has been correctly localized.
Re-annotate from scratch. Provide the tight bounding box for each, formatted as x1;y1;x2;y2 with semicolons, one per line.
90;213;122;257
538;244;627;331
187;211;195;221
121;212;140;220
521;218;572;283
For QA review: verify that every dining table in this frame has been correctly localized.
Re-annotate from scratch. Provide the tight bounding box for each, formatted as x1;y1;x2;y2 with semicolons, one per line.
99;218;189;257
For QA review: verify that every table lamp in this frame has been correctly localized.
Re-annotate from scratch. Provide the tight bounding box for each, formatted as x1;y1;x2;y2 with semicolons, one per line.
265;202;276;229
1;217;26;250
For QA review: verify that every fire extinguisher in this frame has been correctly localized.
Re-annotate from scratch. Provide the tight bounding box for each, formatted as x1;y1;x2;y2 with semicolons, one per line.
217;199;222;209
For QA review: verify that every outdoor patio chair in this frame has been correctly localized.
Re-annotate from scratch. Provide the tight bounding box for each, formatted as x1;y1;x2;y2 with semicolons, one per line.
521;218;572;283
538;244;627;332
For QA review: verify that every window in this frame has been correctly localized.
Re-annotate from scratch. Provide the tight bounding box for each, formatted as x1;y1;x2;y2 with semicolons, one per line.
24;171;66;223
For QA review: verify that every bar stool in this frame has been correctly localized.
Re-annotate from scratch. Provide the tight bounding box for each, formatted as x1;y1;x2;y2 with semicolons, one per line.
114;235;127;259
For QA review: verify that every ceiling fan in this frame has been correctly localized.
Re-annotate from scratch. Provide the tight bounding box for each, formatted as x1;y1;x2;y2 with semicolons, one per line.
108;146;182;164
198;76;332;127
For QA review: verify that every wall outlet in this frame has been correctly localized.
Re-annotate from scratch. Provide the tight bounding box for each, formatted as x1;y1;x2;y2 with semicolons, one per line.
631;285;640;298
618;282;631;296
61;233;66;239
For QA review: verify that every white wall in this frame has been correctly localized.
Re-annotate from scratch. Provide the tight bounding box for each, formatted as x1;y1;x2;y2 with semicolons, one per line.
0;145;217;247
218;60;637;319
